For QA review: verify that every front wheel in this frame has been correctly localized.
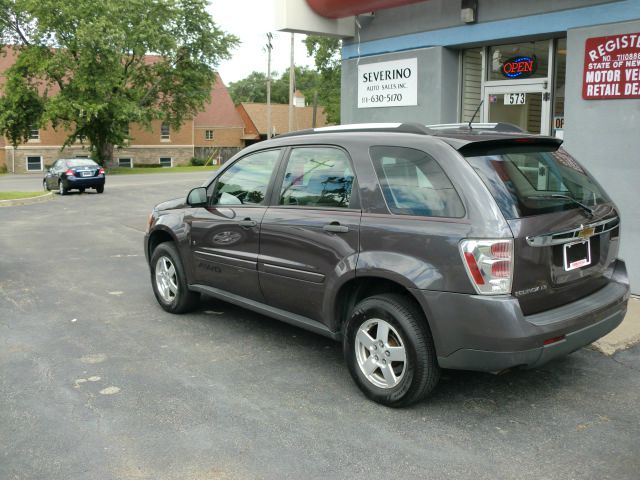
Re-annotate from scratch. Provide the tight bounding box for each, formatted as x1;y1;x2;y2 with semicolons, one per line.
344;294;440;407
150;242;199;313
43;180;50;191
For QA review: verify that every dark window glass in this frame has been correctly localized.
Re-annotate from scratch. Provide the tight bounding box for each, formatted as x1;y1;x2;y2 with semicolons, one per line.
119;158;132;168
279;147;354;208
465;147;610;219
212;149;280;206
370;146;465;218
26;156;42;171
160;123;170;139
159;157;172;167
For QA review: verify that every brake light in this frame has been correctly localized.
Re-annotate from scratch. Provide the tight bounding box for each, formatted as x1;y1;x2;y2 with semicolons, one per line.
65;169;75;176
98;168;105;175
459;239;513;295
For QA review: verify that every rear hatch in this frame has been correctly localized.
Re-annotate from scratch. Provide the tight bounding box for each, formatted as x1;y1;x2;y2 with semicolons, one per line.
460;138;620;315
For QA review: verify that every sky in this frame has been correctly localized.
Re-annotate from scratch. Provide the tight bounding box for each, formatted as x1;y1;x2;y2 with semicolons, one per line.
207;0;316;85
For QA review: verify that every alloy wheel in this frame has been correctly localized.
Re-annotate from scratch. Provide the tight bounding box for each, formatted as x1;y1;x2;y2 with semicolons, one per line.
155;256;178;303
355;318;407;389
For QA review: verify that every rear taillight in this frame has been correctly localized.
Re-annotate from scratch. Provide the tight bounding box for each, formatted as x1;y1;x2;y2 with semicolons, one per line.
98;168;105;175
459;239;513;295
65;169;75;176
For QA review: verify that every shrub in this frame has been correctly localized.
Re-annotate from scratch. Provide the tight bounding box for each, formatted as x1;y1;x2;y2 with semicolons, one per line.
190;157;206;166
0;164;7;174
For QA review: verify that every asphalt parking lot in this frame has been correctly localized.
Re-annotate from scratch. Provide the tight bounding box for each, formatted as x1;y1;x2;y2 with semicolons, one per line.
1;172;639;480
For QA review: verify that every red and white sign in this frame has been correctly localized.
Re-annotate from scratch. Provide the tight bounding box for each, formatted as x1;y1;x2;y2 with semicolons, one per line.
583;33;640;100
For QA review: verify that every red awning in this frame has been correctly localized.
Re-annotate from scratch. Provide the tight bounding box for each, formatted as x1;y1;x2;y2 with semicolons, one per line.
306;0;426;19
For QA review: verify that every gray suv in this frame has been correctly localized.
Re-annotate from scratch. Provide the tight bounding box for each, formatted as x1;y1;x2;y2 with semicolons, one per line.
144;123;629;407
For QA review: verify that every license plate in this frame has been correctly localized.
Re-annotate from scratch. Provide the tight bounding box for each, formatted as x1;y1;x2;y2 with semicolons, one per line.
81;171;92;177
563;239;591;271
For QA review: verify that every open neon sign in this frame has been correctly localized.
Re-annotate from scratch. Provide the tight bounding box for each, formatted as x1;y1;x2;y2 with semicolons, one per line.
501;56;537;79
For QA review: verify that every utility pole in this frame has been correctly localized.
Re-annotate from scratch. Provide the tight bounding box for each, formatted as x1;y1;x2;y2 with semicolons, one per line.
266;33;273;140
288;32;295;133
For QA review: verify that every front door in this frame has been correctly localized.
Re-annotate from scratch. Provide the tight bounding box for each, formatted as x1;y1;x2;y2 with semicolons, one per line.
258;146;361;325
483;84;551;135
187;149;282;303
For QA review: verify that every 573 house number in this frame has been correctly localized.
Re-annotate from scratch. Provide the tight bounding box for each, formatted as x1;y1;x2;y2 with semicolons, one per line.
504;93;526;105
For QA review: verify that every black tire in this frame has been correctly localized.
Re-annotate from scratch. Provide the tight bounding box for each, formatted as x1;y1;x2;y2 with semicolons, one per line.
96;185;104;194
43;180;50;191
58;181;67;195
343;294;440;407
150;242;199;313
79;188;85;194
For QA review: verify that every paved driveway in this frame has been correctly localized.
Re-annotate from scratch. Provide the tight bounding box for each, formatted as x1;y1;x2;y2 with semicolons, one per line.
1;172;639;480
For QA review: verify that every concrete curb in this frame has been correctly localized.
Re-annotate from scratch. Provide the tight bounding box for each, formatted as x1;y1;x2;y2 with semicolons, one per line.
0;192;54;207
592;296;640;355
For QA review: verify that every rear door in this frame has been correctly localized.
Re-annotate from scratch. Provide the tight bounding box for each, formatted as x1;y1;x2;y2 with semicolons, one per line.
463;142;620;314
186;149;282;303
258;146;361;324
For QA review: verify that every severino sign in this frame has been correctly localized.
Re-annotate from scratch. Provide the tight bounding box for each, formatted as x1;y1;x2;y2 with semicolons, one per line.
583;32;640;99
358;58;418;108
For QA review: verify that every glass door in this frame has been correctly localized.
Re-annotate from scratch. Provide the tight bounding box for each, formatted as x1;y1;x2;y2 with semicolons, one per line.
483;83;551;135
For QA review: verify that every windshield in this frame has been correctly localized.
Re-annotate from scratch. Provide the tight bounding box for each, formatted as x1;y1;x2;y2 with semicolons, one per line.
465;146;610;219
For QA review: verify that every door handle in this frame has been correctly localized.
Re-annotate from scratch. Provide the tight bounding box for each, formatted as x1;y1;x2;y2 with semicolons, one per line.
239;218;257;228
323;222;349;233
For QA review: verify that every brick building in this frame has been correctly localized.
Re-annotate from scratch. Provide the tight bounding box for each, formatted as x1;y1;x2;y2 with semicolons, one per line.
0;48;245;173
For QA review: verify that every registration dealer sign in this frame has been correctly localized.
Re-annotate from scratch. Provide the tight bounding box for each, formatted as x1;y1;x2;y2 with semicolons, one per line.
358;58;418;108
583;33;640;100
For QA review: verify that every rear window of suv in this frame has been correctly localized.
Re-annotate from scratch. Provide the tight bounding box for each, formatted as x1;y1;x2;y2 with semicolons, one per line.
370;146;465;218
464;145;610;219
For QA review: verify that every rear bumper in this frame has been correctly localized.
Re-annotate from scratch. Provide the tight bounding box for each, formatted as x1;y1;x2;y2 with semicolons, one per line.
64;176;105;188
412;260;630;372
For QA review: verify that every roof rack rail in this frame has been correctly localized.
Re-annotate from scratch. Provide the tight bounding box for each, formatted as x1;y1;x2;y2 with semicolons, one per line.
426;122;524;133
276;122;432;138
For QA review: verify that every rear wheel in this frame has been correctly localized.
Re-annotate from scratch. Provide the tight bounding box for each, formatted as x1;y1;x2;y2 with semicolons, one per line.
79;188;85;194
344;294;440;407
150;242;199;313
58;181;67;195
43;180;49;191
96;185;104;194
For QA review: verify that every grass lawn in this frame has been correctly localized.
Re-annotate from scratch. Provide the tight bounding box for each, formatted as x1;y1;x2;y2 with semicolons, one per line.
0;191;49;200
106;165;219;175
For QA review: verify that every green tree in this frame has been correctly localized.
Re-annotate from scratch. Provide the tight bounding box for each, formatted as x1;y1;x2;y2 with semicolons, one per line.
304;35;341;123
0;0;238;165
228;66;321;106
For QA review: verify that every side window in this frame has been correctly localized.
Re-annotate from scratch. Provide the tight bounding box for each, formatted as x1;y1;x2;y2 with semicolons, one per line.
370;146;465;218
279;147;354;208
211;149;280;206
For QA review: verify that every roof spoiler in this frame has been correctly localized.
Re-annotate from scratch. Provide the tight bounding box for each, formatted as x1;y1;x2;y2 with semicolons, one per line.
457;137;563;156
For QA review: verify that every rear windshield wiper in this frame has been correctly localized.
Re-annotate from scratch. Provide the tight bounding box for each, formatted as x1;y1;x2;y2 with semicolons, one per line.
526;194;595;218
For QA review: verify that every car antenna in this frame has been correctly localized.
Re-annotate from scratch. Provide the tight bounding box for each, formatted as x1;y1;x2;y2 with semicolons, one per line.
468;100;483;130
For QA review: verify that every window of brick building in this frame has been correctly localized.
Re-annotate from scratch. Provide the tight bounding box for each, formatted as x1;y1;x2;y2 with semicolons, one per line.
26;156;43;171
205;130;214;140
160;123;170;140
28;126;40;141
159;157;172;168
119;158;133;168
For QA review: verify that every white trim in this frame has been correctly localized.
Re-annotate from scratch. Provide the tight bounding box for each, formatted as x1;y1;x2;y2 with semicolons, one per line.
26;155;43;172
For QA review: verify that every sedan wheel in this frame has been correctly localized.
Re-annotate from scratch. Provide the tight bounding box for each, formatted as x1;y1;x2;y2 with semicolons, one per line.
58;181;67;195
43;180;49;191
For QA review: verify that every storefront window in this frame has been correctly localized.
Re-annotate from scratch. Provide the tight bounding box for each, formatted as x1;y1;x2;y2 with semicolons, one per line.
553;38;567;138
488;41;550;81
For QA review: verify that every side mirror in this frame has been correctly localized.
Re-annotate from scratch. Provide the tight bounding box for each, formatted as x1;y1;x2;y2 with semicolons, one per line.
187;187;207;207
